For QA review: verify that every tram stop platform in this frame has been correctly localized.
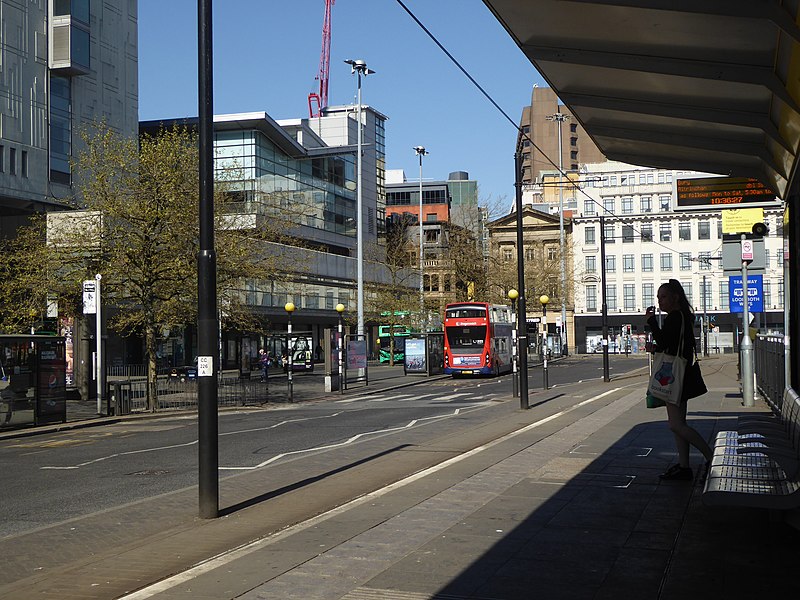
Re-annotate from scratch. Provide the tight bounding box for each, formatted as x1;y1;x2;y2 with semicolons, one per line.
0;353;798;600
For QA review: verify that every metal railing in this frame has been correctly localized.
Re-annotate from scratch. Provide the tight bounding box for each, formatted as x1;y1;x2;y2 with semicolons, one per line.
109;374;270;415
754;334;786;413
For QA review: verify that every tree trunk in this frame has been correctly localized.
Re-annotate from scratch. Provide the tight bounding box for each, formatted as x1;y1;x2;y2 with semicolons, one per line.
389;335;395;366
145;326;158;412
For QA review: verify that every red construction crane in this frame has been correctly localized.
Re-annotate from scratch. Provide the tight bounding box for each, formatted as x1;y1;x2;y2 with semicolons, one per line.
308;0;335;118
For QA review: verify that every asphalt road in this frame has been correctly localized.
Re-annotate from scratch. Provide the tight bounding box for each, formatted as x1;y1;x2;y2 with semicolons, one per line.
0;354;648;538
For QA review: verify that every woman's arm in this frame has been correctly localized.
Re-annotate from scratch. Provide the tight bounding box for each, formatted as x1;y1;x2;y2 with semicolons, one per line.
648;311;682;354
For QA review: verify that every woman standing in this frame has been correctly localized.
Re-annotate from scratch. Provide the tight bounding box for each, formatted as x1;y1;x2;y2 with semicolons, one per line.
646;279;713;480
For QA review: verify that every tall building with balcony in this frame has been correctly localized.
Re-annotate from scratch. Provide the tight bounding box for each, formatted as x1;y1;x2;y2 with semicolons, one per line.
0;0;138;237
517;86;605;186
571;162;784;353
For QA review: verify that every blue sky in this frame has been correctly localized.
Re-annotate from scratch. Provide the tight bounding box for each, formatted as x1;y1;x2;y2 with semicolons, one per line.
138;0;544;209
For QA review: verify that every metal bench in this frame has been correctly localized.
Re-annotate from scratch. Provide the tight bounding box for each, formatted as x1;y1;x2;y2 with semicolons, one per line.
702;388;800;511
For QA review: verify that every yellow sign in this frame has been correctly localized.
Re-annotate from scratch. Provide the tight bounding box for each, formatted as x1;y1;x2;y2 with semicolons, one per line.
722;208;764;234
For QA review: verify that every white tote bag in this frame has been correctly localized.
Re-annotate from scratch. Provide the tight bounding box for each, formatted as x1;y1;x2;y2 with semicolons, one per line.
647;314;687;405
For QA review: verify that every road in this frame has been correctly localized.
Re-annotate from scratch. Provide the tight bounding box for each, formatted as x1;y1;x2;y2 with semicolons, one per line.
0;355;648;538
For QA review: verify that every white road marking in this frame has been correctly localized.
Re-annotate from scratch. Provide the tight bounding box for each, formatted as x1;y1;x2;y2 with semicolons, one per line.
118;386;623;600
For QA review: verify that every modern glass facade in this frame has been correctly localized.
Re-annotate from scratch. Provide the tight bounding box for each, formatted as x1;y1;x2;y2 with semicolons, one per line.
214;130;357;237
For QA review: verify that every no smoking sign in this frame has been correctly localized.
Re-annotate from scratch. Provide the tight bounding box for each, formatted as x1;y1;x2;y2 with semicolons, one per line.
741;239;754;261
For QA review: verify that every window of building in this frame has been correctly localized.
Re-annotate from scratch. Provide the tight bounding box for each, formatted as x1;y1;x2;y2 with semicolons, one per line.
660;224;671;242
570;163;578;170
585;227;596;244
623;254;635;272
9;148;16;175
621;196;633;214
659;195;671;211
21;151;27;178
526;247;536;261
777;249;785;268
641;224;653;241
683;281;693;304
50;76;72;184
0;145;4;173
603;197;615;213
570;123;577;133
640;195;652;212
425;230;438;243
679;252;692;270
698;220;710;240
641;254;653;272
570;137;577;147
699;279;712;310
610;176;617;186
647;173;654;184
604;223;615;243
658;171;665;184
547;246;558;260
717;219;723;238
679;222;691;241
764;281;771;307
607;284;617;310
502;248;513;261
765;249;770;268
778;281;785;308
719;281;729;309
586;256;596;273
642;283;654;308
699;251;711;270
622;225;634;243
660;253;672;270
583;199;595;215
624;284;636;311
570;151;578;160
586;285;597;311
605;255;616;272
522;125;530;134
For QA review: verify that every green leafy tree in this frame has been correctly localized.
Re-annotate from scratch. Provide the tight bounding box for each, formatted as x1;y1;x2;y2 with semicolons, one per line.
2;123;293;410
366;215;420;365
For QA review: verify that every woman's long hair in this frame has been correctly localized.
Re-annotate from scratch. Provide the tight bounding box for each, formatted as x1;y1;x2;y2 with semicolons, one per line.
664;279;694;316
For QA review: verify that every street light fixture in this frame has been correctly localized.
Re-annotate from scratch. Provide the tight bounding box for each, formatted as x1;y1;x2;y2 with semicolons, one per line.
336;303;345;394
285;302;296;403
546;112;570;357
508;289;519;397
345;59;374;339
540;294;550;390
414;146;428;330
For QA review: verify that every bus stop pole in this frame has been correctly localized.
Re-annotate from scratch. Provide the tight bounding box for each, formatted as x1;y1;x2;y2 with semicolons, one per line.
95;274;103;415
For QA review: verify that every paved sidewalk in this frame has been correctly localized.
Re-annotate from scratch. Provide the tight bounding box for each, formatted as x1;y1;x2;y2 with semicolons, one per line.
2;354;799;599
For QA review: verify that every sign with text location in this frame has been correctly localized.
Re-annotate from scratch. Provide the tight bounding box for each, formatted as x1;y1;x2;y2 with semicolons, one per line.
82;280;97;314
729;275;763;313
741;239;754;261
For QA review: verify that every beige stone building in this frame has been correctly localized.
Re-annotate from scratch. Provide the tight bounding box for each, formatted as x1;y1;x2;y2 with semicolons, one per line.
487;207;575;355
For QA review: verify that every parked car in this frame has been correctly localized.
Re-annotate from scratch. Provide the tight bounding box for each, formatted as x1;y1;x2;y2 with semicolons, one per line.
169;361;197;382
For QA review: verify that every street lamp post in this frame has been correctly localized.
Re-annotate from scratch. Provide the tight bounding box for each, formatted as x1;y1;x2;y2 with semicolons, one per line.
540;294;550;390
546;111;570;357
513;151;530;409
336;303;345;394
285;302;295;403
345;59;374;339
702;274;709;357
508;289;519;397
414;146;428;330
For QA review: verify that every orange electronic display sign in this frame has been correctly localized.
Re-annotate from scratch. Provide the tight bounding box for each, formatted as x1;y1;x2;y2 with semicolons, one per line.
675;177;776;209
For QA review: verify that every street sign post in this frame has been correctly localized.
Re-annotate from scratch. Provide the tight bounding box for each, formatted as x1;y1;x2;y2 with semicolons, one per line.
729;275;763;313
741;239;754;261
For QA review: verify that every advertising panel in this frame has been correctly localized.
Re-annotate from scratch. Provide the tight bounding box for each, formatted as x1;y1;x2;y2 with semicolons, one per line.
346;340;367;370
404;338;427;373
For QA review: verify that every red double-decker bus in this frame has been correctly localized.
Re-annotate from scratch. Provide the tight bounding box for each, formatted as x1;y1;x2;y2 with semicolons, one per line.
443;302;513;376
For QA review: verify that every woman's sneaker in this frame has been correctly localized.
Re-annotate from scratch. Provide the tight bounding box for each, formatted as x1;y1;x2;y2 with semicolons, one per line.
659;464;693;480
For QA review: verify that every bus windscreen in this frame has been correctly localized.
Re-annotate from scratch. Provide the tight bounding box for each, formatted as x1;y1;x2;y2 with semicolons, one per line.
445;326;487;353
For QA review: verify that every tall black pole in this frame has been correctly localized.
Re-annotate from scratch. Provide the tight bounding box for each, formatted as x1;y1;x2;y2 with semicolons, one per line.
197;0;218;519
600;215;610;382
514;152;529;408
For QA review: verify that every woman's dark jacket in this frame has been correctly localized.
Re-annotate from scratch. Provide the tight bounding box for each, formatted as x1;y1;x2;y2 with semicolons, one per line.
647;309;695;363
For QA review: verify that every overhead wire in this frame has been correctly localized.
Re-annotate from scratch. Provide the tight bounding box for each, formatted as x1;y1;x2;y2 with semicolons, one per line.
394;0;724;262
